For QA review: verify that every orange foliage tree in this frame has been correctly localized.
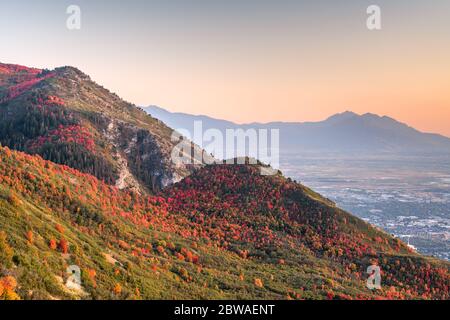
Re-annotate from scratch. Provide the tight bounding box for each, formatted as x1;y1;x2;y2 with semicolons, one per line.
59;238;68;254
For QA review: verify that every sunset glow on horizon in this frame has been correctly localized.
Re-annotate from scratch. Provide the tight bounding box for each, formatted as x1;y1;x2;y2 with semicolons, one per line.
2;0;449;136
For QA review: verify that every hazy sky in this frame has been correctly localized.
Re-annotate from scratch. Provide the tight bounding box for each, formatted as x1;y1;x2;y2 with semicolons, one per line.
1;0;450;136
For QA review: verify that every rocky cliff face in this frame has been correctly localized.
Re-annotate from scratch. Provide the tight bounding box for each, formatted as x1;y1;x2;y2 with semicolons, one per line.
0;63;204;193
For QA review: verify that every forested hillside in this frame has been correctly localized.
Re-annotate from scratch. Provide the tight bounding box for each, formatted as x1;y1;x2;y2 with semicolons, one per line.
0;146;448;300
0;63;204;193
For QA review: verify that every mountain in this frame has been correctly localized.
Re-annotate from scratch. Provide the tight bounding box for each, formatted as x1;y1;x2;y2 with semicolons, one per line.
0;146;448;300
0;63;206;193
0;63;449;300
145;106;450;156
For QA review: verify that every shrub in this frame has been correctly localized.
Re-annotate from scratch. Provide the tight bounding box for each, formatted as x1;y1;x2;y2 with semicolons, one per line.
254;278;264;288
0;231;13;268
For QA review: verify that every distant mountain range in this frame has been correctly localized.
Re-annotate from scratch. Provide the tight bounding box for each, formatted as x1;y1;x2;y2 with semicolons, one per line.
145;106;450;157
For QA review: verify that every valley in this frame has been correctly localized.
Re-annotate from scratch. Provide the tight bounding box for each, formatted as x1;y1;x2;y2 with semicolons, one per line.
282;154;450;260
146;105;450;262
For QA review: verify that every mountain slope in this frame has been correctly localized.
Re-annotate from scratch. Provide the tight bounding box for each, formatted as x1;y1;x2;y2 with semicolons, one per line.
0;63;205;193
145;106;450;156
0;146;448;300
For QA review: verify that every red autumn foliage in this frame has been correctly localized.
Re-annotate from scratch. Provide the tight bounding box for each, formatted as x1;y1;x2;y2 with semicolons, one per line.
0;63;41;75
156;246;165;254
29;125;95;151
254;278;264;288
49;238;57;250
162;164;450;299
1;72;54;103
40;95;65;106
55;224;65;234
59;238;68;254
113;283;122;295
0;145;449;300
0;275;20;300
88;269;97;287
26;230;34;244
175;252;185;261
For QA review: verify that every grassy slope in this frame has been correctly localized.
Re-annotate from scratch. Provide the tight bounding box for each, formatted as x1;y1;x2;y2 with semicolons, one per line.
0;146;448;300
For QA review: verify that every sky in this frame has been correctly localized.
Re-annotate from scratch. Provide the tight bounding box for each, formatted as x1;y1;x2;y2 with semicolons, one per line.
1;0;450;136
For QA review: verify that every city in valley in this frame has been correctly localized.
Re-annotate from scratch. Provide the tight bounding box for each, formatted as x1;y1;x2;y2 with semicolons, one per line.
282;154;450;261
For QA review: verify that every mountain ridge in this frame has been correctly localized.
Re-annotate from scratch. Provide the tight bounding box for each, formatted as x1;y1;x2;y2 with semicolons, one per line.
145;106;450;156
0;63;207;193
148;106;449;138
